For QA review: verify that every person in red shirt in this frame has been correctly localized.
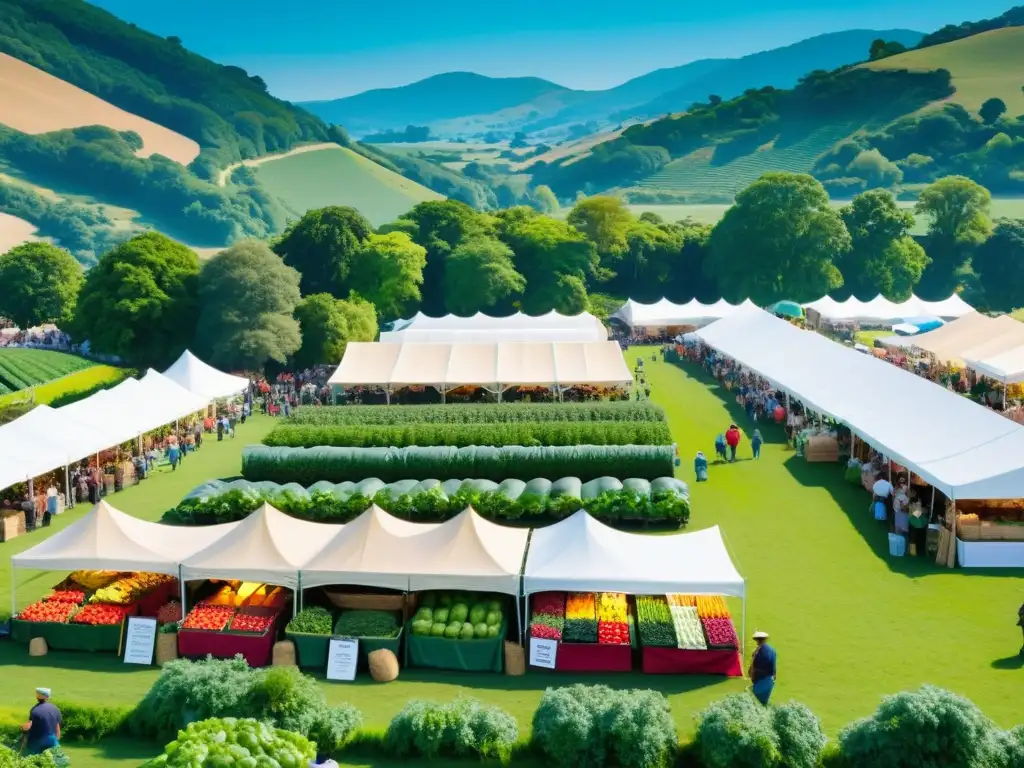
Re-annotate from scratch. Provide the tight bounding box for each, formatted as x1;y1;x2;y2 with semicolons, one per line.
725;424;742;462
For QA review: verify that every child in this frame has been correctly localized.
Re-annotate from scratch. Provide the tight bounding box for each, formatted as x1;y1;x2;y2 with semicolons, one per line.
694;451;708;482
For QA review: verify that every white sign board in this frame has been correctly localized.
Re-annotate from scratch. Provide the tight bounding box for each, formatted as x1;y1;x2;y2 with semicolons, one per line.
529;637;558;669
326;637;359;681
123;616;158;665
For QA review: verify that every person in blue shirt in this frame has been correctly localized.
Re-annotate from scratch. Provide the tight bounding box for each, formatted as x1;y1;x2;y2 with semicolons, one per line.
21;687;61;755
748;631;777;705
752;429;763;460
694;451;708;482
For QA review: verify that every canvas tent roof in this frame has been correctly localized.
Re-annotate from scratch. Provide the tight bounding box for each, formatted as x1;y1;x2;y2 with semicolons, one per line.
403;508;530;595
12;501;238;575
523;511;744;597
300;505;439;591
381;310;607;343
803;294;974;322
180;503;336;589
912;314;1021;365
163;350;249;400
965;346;1024;385
695;308;1024;499
328;341;630;390
611;298;757;329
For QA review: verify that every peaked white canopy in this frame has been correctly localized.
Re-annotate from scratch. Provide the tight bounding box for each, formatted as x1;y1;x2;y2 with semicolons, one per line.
381;310;607;343
965;346;1024;385
300;505;439;591
523;511;745;597
403;508;530;595
328;341;631;390
163;350;250;400
612;298;758;329
11;501;238;575
180;503;336;589
803;294;973;323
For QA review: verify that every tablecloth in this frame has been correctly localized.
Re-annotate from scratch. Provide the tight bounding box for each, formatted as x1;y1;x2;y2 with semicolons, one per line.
641;647;742;676
553;641;633;672
11;619;125;652
405;621;504;672
178;627;276;667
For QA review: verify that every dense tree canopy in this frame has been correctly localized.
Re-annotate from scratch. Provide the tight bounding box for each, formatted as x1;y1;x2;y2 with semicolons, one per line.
273;206;372;297
972;219;1024;312
916;176;991;297
347;232;427;321
979;98;1007;125
566;196;633;269
0;242;83;328
72;232;199;368
443;237;525;315
706;173;849;303
293;293;377;369
195;240;301;370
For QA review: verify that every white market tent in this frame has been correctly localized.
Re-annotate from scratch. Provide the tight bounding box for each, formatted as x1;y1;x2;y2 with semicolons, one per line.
328;341;631;393
912;314;1023;366
300;505;439;591
612;298;758;330
803;293;974;323
965;346;1024;385
695;308;1024;500
381;310;607;343
163;350;250;400
9;501;237;614
179;503;336;594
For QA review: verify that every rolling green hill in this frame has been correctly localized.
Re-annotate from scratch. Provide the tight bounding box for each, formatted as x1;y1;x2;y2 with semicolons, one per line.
252;146;442;227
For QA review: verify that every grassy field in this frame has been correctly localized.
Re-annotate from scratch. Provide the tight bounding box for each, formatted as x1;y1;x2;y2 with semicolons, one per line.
254;146;442;226
863;27;1024;117
0;364;127;407
0;349;95;394
2;360;1024;765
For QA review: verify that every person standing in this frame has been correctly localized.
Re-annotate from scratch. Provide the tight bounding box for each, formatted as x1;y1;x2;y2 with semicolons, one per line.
694;451;708;482
21;687;61;756
748;631;777;706
1018;602;1024;657
194;422;203;451
725;424;741;462
216;417;225;442
751;429;763;460
871;474;893;522
167;440;181;472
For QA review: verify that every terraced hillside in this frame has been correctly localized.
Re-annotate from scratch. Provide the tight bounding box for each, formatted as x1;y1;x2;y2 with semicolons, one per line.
0;348;94;394
634;122;859;197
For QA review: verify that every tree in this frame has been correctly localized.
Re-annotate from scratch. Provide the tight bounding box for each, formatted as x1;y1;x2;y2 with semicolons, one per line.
838;190;929;300
972;218;1024;311
979;97;1007;125
847;149;903;188
566;196;633;264
72;232;199;368
619;219;685;300
0;242;83;328
531;185;559;214
869;38;908;61
347;232;426;321
443;237;525;315
706;173;850;303
915;176;992;296
195;240;301;370
272;206;372;296
293;293;377;369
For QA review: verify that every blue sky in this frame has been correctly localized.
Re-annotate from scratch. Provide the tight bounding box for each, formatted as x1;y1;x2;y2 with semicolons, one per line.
92;0;1015;101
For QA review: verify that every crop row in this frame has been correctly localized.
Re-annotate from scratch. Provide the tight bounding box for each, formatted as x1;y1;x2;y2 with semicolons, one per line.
166;476;691;526
0;349;95;392
284;401;666;426
262;420;672;449
242;445;675;484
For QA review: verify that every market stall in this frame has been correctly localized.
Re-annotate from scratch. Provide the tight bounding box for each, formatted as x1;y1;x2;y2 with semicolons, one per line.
162;349;250;400
178;503;335;666
523;511;745;674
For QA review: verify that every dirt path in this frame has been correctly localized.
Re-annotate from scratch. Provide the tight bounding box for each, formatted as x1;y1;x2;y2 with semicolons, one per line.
216;142;341;186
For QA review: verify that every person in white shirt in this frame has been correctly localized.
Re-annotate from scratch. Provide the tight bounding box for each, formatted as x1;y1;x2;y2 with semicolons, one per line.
871;475;893;522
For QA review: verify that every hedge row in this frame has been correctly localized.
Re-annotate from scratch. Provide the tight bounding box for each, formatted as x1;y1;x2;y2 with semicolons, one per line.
165;477;691;526
263;420;672;449
286;401;666;426
242;445;675;484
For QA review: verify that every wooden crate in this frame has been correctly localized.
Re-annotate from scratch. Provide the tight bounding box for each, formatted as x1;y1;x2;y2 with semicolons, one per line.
1;509;25;542
958;524;981;541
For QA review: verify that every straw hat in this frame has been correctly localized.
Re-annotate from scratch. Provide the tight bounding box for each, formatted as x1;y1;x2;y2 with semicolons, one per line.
752;631;769;640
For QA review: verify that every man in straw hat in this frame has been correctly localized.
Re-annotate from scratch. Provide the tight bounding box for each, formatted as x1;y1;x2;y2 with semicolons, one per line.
748;631;777;705
21;687;61;755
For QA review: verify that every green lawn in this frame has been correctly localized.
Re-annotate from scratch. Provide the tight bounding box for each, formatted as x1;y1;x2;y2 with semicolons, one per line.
2;368;1024;765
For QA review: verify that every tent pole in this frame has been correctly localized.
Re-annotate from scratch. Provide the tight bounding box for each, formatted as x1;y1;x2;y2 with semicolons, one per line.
10;561;16;619
929;486;935;518
64;464;71;509
741;589;746;667
293;574;300;618
179;566;187;612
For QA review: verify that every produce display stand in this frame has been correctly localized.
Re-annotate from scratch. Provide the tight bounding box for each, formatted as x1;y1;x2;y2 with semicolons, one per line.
405;619;505;673
10;618;128;653
178;616;283;667
135;580;180;618
287;627;403;670
640;647;742;676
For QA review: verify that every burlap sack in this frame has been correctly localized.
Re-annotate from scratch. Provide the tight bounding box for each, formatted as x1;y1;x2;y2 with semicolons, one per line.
155;633;179;665
368;648;399;682
29;637;48;657
272;640;297;667
504;642;525;676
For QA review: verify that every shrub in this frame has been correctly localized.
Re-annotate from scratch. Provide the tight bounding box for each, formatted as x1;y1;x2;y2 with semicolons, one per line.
771;701;827;768
384;698;519;761
242;445;675;483
139;717;315;768
0;744;64;767
694;694;781;768
531;685;675;768
262;420;672;448
287;402;666;426
837;686;998;768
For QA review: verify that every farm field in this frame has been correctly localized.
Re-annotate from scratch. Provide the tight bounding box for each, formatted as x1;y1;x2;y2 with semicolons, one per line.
252;146;442;226
863;27;1024;116
0;363;127;407
0;349;95;394
0;53;200;165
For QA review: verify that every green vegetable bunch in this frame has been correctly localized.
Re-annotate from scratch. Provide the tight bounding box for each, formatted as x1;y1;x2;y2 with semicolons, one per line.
636;596;676;647
334;610;400;639
141;717;315;768
286;402;666;426
286;607;333;635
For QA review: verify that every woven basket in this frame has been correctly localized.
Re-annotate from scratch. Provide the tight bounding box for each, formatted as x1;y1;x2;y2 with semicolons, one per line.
272;640;297;667
155;633;178;665
504;642;526;676
29;638;48;657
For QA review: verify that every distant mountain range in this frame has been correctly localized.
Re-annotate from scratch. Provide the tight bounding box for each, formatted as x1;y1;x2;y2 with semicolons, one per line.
300;29;925;139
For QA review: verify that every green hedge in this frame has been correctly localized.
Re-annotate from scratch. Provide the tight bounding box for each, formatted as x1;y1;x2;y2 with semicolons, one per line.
286;402;666;426
242;445;675;484
262;420;672;448
165;476;691;526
